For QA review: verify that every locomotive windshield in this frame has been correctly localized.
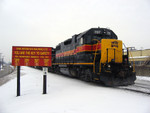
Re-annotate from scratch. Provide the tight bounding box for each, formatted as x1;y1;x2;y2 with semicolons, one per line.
93;29;117;39
84;28;118;44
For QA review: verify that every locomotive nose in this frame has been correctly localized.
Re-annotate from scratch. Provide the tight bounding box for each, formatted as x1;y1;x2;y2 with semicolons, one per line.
101;39;123;64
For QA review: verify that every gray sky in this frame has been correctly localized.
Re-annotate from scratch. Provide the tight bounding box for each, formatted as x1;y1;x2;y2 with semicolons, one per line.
0;0;150;62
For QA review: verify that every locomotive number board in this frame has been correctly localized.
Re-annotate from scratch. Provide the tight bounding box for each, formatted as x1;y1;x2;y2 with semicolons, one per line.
12;46;52;66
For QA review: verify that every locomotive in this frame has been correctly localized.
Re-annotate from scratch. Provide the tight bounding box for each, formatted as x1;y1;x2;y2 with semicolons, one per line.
49;27;136;86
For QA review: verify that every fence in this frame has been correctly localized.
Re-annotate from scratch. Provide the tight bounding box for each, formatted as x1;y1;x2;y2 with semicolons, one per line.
135;66;150;76
0;65;14;78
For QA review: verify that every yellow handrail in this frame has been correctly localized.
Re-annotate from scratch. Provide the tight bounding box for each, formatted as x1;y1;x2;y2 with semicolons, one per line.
92;39;100;73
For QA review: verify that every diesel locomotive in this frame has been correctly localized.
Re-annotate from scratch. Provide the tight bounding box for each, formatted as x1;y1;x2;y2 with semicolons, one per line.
50;27;136;86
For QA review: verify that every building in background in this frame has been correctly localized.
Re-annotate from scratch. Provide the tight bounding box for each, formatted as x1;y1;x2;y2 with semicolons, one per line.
128;48;150;66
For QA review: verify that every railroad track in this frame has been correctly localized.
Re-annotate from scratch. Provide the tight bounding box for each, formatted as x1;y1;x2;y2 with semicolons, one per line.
29;67;150;95
117;80;150;95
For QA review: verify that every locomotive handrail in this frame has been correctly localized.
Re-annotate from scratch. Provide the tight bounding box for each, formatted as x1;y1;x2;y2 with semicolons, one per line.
106;48;114;63
92;39;101;73
123;43;135;72
127;48;135;72
123;44;135;72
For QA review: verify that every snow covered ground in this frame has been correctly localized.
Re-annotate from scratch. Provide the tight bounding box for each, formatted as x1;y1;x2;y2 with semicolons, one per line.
136;76;150;82
0;67;150;113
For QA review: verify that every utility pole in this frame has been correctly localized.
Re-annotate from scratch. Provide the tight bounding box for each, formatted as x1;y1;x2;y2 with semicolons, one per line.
2;56;4;69
140;47;143;56
0;53;2;70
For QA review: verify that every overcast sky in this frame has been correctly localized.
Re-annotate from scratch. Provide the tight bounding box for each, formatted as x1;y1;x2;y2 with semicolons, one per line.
0;0;150;62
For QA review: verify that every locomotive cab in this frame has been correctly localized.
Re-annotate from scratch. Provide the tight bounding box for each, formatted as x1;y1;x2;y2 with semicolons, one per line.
77;28;118;44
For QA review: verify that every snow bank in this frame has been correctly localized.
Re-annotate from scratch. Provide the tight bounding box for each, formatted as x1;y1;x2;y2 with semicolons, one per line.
0;67;150;113
137;76;150;82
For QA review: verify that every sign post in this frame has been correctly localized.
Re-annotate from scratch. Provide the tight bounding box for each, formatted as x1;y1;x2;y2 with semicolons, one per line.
17;66;20;96
12;46;52;96
43;67;48;94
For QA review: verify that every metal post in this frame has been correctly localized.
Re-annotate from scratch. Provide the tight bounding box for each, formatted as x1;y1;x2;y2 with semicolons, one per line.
43;75;47;94
43;67;48;94
127;48;129;64
2;57;4;69
0;53;1;70
140;47;143;56
17;66;20;96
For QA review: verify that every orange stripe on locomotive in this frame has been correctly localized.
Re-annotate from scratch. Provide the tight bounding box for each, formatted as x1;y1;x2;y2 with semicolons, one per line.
56;43;101;58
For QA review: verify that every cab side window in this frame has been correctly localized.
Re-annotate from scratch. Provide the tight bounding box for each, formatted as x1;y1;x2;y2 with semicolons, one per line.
79;37;83;45
86;35;91;44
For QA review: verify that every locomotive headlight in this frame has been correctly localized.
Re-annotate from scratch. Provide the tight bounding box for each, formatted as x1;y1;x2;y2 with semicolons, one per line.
129;65;132;68
108;64;111;68
106;64;111;71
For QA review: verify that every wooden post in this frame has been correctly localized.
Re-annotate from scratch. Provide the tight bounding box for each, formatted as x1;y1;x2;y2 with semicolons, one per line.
17;66;20;96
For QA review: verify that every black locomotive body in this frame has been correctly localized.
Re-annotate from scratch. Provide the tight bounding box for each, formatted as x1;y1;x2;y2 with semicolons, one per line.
51;28;136;86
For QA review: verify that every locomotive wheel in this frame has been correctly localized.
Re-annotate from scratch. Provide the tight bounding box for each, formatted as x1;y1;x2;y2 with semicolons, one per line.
69;68;77;77
83;69;92;82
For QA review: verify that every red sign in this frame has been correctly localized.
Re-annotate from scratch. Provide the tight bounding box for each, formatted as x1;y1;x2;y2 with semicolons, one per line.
12;46;52;66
